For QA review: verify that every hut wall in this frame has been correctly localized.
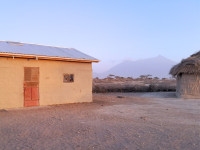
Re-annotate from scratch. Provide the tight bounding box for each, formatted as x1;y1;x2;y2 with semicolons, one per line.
176;74;200;98
0;57;93;109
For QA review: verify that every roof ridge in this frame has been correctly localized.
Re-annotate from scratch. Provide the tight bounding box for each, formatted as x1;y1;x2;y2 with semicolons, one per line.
0;40;75;50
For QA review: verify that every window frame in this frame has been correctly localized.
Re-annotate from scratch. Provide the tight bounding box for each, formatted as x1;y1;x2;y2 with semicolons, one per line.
63;73;74;83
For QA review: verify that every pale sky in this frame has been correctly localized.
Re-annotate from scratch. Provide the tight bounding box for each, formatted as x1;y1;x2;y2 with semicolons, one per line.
0;0;200;63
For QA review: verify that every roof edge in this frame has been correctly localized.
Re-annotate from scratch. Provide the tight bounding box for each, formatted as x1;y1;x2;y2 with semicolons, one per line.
0;53;100;63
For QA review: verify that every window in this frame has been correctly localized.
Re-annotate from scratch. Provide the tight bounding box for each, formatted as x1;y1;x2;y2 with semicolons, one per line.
24;67;39;82
63;74;74;83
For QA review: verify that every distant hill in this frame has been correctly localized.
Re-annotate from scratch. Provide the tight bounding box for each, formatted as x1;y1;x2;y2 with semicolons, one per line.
94;55;177;78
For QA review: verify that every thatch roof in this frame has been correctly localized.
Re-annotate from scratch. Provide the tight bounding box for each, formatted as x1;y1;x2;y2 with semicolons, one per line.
170;51;200;76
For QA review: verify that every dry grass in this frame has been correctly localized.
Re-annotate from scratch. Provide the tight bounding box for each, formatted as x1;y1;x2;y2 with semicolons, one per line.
93;76;176;93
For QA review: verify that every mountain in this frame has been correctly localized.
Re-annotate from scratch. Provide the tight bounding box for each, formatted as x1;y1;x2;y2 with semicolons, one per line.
94;55;177;78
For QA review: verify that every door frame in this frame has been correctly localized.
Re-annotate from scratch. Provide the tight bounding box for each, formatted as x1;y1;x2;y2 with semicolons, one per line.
24;67;39;107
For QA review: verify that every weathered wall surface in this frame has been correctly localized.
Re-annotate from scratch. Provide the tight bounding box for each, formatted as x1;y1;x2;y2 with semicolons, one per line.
176;74;200;98
0;57;93;109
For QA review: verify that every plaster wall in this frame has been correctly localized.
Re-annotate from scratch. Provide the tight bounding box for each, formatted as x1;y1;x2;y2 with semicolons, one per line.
0;57;93;109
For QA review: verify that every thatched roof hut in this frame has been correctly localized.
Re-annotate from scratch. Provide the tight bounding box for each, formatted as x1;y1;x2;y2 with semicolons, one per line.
170;51;200;98
170;51;200;76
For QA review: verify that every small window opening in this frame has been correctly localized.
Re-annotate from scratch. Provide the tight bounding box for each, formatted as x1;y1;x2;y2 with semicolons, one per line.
7;41;24;46
63;74;74;83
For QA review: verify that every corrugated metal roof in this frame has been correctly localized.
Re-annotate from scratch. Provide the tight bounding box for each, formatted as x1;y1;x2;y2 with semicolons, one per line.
0;41;98;62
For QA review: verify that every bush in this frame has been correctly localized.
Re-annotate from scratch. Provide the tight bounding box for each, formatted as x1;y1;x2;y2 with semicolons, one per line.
92;78;176;93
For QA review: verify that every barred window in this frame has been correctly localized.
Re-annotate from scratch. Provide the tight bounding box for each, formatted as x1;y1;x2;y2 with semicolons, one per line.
63;74;74;83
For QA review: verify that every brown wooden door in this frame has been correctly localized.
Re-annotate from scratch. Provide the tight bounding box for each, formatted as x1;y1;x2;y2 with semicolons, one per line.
24;67;39;107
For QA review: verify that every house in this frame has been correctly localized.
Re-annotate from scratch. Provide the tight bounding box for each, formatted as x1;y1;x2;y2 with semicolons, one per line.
0;41;99;109
170;51;200;98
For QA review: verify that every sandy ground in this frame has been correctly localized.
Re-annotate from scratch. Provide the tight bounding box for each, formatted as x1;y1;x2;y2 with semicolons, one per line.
0;92;200;150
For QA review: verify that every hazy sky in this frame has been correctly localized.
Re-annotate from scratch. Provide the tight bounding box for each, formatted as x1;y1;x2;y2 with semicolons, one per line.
0;0;200;63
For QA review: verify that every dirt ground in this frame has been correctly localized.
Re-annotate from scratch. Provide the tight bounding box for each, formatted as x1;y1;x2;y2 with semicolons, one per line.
0;92;200;150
